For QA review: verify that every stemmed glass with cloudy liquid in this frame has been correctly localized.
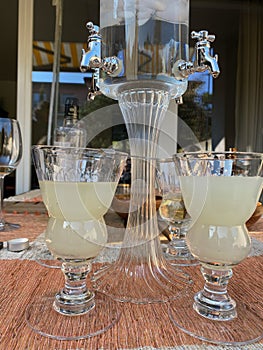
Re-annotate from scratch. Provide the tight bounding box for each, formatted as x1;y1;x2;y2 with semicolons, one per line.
170;152;263;345
26;146;127;340
157;158;198;266
0;118;22;231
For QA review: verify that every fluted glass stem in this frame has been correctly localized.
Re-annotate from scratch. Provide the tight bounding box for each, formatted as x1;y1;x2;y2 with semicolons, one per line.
93;88;192;303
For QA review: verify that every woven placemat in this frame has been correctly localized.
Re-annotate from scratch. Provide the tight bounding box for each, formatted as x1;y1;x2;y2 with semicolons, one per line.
249;216;263;232
0;213;262;349
0;213;48;242
0;257;262;350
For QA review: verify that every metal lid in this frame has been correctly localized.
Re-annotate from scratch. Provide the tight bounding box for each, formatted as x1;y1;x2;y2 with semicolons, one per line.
7;238;29;252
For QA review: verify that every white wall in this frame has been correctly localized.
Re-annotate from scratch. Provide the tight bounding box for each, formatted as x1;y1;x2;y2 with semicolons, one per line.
16;0;33;194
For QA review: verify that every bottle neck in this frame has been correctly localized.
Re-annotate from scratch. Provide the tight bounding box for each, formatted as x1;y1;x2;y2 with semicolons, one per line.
63;104;79;127
63;116;78;127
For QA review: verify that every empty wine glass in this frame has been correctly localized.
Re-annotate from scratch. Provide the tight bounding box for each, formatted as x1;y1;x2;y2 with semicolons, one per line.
170;151;263;345
26;146;127;340
0;118;22;231
157;158;198;266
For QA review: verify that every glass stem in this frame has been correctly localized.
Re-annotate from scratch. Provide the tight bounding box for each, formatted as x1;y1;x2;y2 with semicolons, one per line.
92;89;192;303
54;260;95;316
0;176;5;225
167;225;192;259
119;88;170;246
194;265;237;321
169;226;187;246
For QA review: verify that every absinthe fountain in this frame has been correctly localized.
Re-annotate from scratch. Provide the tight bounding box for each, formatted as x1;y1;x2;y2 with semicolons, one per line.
80;0;220;303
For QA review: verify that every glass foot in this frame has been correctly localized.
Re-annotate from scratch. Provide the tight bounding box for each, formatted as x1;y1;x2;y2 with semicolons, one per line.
168;294;263;346
25;292;121;340
0;222;20;231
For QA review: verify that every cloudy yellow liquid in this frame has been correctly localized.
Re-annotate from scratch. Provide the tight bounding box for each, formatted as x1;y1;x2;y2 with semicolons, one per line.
180;176;263;266
39;180;118;259
159;194;187;223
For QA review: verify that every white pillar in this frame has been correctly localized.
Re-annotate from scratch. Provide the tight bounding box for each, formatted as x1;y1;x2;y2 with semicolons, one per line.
16;0;34;194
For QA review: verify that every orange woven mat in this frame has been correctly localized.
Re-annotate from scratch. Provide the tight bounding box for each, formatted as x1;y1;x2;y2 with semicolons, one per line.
0;213;262;349
0;256;262;350
249;216;263;233
0;213;48;242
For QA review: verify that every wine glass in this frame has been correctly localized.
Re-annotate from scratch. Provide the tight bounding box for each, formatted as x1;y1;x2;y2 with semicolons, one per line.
169;151;263;345
0;118;22;231
26;145;127;340
157;158;198;266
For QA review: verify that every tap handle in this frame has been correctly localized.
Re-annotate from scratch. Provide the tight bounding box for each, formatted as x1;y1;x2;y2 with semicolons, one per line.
191;30;215;43
86;22;100;36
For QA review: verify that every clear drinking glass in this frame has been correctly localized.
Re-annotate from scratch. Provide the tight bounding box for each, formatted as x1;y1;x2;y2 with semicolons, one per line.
157;158;198;266
0;118;22;231
170;151;263;345
26;146;127;340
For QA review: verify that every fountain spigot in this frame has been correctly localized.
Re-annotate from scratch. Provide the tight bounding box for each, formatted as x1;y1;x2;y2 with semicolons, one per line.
174;30;220;80
80;22;102;72
80;22;122;100
191;30;220;78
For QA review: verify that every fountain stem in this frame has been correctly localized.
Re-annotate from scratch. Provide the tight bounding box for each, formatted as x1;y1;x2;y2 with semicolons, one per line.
93;88;191;303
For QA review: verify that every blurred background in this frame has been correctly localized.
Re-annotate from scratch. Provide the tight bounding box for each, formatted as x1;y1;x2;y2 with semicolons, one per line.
0;0;262;196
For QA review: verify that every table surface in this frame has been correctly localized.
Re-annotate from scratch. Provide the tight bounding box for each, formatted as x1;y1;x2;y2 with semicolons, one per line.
1;198;263;350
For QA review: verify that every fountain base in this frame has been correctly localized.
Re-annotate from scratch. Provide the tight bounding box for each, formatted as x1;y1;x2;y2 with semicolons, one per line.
92;236;192;304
